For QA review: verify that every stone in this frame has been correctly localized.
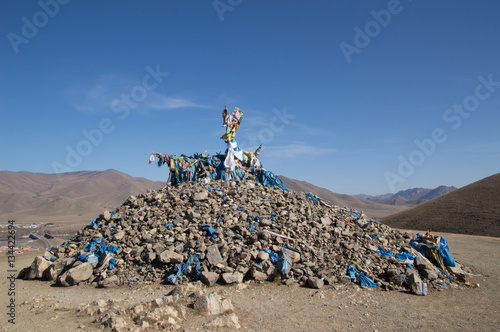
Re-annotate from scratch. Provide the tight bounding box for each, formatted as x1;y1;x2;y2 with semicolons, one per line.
407;272;426;296
193;191;209;201
321;216;332;226
206;245;224;266
189;210;201;220
284;278;298;286
112;230;125;241
448;264;463;275
284;249;301;263
204;313;241;329
27;256;52;280
259;219;273;227
194;293;234;316
59;262;93;286
339;275;352;284
420;268;439;281
93;299;108;308
414;257;428;271
99;275;120;288
389;274;406;286
221;272;244;284
324;276;337;285
307;277;324;289
101;211;112;222
159;250;184;264
385;266;400;278
104;315;126;332
250;268;268;282
257;250;269;261
200;271;219;287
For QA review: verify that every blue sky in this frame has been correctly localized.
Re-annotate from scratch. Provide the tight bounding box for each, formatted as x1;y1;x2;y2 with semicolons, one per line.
1;0;499;195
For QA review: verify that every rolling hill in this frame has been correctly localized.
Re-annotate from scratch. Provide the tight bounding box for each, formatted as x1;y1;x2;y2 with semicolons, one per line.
0;169;165;226
379;173;500;237
279;176;408;219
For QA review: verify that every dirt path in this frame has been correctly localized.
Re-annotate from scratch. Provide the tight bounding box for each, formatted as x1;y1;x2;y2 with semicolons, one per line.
1;231;499;331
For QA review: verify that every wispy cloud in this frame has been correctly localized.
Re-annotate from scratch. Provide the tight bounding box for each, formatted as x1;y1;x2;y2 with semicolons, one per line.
66;75;123;113
66;75;215;113
145;92;216;110
264;142;336;158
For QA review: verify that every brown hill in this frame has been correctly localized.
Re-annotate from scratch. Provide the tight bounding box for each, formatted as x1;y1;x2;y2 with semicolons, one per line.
0;169;164;227
279;176;407;219
379;173;500;237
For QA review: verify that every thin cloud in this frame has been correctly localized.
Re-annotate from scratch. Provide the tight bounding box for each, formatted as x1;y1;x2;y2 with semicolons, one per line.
66;76;215;113
67;79;120;113
145;93;216;110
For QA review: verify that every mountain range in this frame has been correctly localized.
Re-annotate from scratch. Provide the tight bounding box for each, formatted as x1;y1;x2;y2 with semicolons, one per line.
355;186;457;206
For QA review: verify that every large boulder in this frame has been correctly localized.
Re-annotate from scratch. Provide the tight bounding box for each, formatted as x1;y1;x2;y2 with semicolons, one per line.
27;256;51;280
59;262;93;286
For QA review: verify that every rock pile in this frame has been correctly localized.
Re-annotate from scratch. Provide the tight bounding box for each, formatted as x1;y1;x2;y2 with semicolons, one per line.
23;177;474;295
77;284;239;331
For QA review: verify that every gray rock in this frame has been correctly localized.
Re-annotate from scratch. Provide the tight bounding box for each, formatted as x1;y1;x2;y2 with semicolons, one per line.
200;271;219;287
307;277;324;289
420;268;439;281
257;250;269;261
221;272;244;284
414;256;428;271
339;275;352;284
259;219;273;227
249;268;268;281
27;256;51;280
159;250;184;264
101;211;112;222
59;262;93;286
206;245;224;266
194;293;234;316
389;274;406;286
385;266;400;278
321;216;332;226
103;314;127;332
284;249;301;263
204;313;241;329
193;191;209;201
46;260;66;281
407;271;426;295
324;276;337;285
99;275;120;288
189;210;201;220
112;230;125;241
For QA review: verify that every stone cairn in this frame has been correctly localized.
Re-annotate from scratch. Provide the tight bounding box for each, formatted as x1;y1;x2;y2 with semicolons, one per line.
22;172;473;295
